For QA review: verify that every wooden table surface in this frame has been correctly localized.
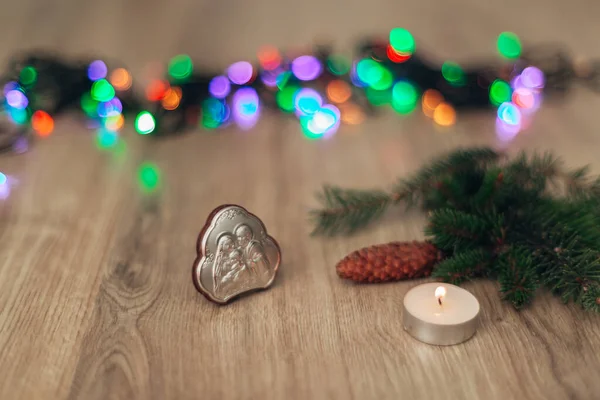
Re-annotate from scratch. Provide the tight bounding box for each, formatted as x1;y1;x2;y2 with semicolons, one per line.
1;0;600;399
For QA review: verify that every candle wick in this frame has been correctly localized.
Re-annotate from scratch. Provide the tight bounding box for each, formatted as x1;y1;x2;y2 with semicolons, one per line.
438;298;442;306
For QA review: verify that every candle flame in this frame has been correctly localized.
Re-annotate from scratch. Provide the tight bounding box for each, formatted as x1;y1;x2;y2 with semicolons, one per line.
435;286;446;306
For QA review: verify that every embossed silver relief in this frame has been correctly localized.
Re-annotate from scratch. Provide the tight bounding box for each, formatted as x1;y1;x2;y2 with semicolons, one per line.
193;205;281;304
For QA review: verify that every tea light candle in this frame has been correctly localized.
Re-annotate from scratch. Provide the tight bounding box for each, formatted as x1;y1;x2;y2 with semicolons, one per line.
402;282;480;345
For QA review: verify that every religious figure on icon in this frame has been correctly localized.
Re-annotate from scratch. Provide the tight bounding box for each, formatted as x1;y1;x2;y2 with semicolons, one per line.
212;224;272;299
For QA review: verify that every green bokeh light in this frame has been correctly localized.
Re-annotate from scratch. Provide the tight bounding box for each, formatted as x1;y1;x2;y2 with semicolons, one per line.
201;98;227;129
441;62;466;86
497;32;522;59
168;54;193;81
91;79;115;102
391;81;419;114
202;114;220;129
299;116;322;140
356;59;384;87
276;71;292;90
489;79;512;106
389;28;415;54
276;85;300;112
135;111;156;134
137;162;161;194
326;55;351;76
8;107;29;125
81;92;99;117
370;67;393;91
20;66;37;86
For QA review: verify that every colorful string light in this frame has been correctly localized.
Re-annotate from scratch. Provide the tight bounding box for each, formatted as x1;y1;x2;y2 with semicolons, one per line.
137;162;161;193
494;64;544;141
31;111;54;136
389;28;416;55
391;80;419;114
497;32;522;60
227;62;254;85
19;67;37;86
0;172;10;200
168;55;194;81
489;79;512;106
441;62;466;86
109;68;132;91
135;111;156;134
0;27;567;156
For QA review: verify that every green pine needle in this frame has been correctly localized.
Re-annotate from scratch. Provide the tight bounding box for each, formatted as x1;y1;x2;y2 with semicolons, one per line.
432;249;491;284
425;209;489;251
310;186;394;235
498;247;539;309
580;285;600;313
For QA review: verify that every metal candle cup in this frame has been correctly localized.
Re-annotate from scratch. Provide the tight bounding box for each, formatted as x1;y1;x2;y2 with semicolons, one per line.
402;282;480;346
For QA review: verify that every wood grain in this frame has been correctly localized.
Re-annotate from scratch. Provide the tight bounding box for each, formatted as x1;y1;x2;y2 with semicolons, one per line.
1;0;600;399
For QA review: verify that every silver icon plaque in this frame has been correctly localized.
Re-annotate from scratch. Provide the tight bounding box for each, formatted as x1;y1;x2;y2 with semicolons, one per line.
193;205;281;304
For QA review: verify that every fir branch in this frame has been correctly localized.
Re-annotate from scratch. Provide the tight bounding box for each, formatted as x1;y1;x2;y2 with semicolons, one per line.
565;165;591;194
540;249;600;306
425;209;489;251
311;147;500;235
534;198;600;251
497;247;539;309
580;284;600;313
432;249;491;284
395;147;501;208
473;167;504;206
310;186;396;235
529;150;563;178
508;149;600;198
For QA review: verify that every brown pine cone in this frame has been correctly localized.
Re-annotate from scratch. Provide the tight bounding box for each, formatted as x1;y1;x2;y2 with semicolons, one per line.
336;240;444;283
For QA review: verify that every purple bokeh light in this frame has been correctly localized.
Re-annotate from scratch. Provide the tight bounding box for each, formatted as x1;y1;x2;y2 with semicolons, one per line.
496;117;521;143
261;68;282;88
227;62;254;85
520;67;545;90
109;97;123;114
510;75;524;90
0;172;14;200
97;98;123;117
291;56;322;81
232;87;260;130
88;60;108;81
496;102;522;143
6;90;28;109
209;75;231;99
12;136;29;154
3;81;19;96
0;184;9;200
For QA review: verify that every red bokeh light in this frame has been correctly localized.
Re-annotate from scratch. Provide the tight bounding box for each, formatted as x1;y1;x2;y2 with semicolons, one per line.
387;45;411;63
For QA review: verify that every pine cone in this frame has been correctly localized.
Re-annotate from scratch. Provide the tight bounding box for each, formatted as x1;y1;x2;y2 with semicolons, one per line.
336;240;444;283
